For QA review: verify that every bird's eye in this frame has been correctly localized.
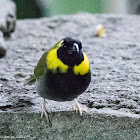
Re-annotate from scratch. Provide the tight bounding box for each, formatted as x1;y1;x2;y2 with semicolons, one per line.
61;43;66;48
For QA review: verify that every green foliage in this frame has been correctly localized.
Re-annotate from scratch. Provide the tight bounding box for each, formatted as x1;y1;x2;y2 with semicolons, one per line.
50;0;103;16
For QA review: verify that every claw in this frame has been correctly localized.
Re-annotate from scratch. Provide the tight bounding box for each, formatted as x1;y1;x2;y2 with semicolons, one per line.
73;99;83;116
41;98;49;122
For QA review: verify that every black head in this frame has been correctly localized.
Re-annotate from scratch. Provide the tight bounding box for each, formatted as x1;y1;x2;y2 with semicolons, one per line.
57;37;84;67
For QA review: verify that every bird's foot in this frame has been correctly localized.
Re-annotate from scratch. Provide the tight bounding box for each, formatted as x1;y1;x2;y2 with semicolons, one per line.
73;98;88;116
41;98;50;122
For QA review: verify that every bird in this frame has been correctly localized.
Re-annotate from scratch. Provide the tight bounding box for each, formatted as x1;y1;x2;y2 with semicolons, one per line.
27;37;91;121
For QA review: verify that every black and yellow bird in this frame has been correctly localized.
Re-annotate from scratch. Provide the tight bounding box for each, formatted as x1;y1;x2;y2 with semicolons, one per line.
29;37;91;120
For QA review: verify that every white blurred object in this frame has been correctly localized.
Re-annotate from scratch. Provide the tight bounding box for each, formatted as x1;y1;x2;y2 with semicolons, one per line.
127;0;140;14
102;0;128;14
95;24;106;38
102;0;140;15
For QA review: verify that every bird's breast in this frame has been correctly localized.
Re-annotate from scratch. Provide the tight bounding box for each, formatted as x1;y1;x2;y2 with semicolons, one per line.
44;69;91;101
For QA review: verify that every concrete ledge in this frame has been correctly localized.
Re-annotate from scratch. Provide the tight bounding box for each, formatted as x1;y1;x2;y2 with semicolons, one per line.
0;112;139;139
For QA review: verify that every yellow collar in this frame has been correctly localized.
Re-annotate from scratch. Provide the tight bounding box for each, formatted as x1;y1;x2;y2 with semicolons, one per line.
46;49;90;75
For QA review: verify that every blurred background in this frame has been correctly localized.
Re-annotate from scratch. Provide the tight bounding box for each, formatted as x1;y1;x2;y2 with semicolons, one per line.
14;0;140;19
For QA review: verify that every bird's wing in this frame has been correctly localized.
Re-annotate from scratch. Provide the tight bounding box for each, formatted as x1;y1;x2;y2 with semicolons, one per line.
24;40;63;85
24;50;49;86
34;40;63;80
34;50;49;80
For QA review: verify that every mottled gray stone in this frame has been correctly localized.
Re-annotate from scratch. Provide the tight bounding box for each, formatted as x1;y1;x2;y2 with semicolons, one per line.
0;0;16;58
0;0;16;35
0;13;140;139
0;32;6;58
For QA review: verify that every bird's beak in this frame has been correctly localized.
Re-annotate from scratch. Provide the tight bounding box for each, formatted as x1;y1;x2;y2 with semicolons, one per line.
73;43;79;54
68;43;79;55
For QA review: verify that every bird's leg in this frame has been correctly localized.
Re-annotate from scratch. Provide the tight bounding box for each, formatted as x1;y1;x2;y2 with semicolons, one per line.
73;98;83;116
41;98;49;122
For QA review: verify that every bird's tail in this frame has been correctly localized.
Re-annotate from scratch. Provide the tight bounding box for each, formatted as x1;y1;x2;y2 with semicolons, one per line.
24;74;36;85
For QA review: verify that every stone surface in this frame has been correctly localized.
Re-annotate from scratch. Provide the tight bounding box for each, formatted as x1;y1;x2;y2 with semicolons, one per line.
0;13;140;139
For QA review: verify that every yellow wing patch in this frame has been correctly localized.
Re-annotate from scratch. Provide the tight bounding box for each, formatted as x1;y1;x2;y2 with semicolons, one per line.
46;49;68;73
74;52;90;75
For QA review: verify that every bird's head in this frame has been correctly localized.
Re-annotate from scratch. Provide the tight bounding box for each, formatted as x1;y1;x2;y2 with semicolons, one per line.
57;37;84;67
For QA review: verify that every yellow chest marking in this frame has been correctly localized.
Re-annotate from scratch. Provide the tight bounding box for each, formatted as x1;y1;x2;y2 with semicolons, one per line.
74;52;90;75
46;49;68;73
